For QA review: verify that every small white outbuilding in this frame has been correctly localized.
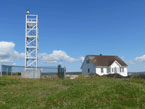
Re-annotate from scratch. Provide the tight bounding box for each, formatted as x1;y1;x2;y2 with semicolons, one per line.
81;54;128;77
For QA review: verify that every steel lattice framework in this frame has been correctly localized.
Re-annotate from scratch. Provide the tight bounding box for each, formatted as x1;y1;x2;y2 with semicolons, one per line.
25;10;38;69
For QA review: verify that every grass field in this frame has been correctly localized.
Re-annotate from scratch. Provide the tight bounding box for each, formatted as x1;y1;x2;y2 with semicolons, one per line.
0;75;145;109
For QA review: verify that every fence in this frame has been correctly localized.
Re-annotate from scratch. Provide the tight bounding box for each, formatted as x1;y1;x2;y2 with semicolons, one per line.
66;72;82;75
0;71;2;76
1;65;66;78
58;65;66;78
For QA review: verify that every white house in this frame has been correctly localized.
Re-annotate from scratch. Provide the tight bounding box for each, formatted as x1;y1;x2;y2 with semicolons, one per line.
81;54;128;77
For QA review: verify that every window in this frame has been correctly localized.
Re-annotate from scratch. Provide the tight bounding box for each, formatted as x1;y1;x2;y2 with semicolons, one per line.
101;68;103;73
88;68;90;73
120;67;124;72
107;68;110;73
86;59;90;64
118;68;120;72
121;67;124;72
114;67;117;73
112;68;113;72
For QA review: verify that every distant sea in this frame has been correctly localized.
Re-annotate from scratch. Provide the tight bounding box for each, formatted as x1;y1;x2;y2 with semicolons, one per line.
128;72;145;75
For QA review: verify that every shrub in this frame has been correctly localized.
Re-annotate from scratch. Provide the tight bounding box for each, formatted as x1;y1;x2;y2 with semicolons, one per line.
131;75;138;79
88;73;99;78
129;75;145;84
77;74;87;79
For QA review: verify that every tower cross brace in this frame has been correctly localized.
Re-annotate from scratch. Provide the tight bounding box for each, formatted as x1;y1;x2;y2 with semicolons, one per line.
25;10;38;70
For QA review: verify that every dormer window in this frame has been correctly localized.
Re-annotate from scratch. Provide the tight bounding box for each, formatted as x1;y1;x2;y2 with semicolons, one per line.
86;59;90;64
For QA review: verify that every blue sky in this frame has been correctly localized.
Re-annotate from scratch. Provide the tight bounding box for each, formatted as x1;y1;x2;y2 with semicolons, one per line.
0;0;145;72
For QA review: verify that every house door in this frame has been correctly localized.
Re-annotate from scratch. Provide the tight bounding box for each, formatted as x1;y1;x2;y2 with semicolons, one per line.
114;67;117;73
88;68;90;74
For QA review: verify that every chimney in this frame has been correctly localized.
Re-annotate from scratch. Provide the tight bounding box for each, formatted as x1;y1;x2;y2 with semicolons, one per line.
100;54;103;56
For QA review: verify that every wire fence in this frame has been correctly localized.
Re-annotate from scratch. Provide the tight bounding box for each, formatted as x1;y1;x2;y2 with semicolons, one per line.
1;65;66;78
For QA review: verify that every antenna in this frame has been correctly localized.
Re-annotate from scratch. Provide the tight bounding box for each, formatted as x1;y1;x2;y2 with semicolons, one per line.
26;9;30;15
25;10;38;70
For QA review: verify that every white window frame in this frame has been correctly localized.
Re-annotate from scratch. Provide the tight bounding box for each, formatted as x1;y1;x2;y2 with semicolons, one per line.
107;68;110;73
120;67;124;72
121;67;124;72
101;67;103;73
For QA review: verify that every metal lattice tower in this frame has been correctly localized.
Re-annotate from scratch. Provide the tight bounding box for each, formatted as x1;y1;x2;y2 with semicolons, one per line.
25;10;38;70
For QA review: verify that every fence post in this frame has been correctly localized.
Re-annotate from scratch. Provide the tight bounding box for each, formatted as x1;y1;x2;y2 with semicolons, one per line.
7;66;8;76
64;66;66;79
58;65;61;78
1;65;2;76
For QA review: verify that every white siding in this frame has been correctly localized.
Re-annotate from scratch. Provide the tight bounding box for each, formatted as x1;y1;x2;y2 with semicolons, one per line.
81;58;96;75
110;61;121;74
96;67;108;76
96;67;101;74
104;68;107;74
120;67;128;76
110;61;128;76
81;58;128;77
95;61;128;77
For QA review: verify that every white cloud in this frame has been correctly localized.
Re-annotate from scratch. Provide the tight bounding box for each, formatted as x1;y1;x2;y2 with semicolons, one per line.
0;41;24;63
80;56;84;62
13;51;25;59
127;61;135;65
134;55;145;63
120;56;125;60
0;41;84;65
0;41;14;56
127;54;145;65
39;50;84;63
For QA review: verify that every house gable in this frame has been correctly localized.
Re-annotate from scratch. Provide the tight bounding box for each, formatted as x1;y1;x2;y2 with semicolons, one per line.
81;55;96;74
110;60;122;67
80;55;88;69
81;55;96;69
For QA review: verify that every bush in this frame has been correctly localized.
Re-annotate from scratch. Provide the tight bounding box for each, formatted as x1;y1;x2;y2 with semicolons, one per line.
0;75;145;108
130;75;138;79
129;75;145;84
41;75;59;80
77;74;87;79
0;76;20;86
88;74;99;78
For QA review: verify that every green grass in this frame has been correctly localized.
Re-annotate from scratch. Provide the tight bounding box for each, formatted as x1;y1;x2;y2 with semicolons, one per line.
0;75;145;109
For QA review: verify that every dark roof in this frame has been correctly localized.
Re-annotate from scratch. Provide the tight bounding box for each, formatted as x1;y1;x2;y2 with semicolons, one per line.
87;54;127;66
